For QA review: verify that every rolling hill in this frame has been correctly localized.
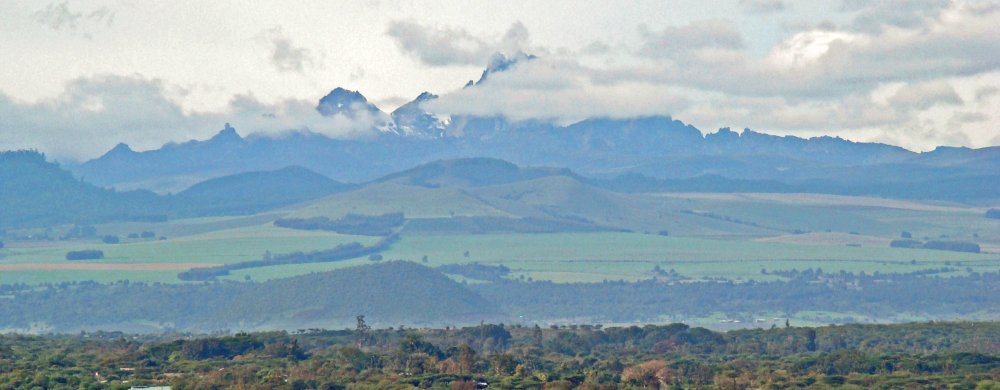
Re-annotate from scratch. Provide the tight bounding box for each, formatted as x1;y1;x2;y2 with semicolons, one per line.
0;150;351;228
175;166;349;216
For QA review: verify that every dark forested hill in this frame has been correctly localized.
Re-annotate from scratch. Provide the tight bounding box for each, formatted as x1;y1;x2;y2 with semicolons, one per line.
0;150;166;228
0;150;351;227
0;261;501;332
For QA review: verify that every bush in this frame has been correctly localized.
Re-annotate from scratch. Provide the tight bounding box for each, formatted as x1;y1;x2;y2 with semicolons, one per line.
66;250;104;260
657;230;669;236
141;231;155;238
102;235;120;244
923;241;980;253
890;239;923;249
987;209;1000;219
901;231;912;239
368;254;383;261
0;241;4;249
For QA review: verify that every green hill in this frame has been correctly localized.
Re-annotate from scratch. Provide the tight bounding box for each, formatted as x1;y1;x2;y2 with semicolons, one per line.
175;166;349;216
290;181;513;219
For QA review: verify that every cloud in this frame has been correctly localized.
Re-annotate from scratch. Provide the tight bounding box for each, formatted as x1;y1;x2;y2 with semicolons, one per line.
259;27;316;73
386;20;531;66
596;3;1000;101
975;86;999;102
841;0;951;33
418;2;999;151
0;75;379;160
31;1;114;38
423;58;689;124
637;20;745;59
887;81;963;110
739;0;786;14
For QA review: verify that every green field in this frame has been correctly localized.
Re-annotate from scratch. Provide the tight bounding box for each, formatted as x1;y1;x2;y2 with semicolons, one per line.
0;222;379;284
2;188;999;285
381;232;1000;282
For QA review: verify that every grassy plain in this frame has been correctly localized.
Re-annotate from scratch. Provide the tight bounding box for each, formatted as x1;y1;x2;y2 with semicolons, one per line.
2;189;998;285
382;232;999;282
0;222;378;284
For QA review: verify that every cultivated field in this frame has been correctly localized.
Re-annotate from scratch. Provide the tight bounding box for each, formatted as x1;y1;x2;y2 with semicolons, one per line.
2;191;998;285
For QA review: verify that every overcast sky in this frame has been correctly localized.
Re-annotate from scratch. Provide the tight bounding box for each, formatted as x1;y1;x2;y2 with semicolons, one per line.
1;0;998;159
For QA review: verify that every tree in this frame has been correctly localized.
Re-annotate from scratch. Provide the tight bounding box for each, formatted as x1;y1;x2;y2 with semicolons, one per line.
986;209;1000;219
532;324;544;347
102;235;120;244
355;315;372;349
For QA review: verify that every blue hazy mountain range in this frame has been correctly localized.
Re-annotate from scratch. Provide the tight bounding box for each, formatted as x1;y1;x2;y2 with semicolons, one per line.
72;53;1000;199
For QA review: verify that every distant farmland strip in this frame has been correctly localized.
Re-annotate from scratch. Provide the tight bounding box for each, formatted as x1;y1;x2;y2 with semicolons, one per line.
0;262;221;271
177;234;399;281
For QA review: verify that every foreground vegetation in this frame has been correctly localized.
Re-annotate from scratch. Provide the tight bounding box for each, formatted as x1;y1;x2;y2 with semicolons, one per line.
3;321;1000;389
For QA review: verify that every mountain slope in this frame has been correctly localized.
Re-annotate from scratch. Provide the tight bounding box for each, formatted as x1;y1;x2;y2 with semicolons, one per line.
290;181;512;219
67;54;1000;203
375;157;576;188
175;166;350;216
0;150;166;228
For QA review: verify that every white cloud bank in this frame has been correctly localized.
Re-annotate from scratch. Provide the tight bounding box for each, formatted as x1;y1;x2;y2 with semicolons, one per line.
408;1;1000;151
0;75;379;159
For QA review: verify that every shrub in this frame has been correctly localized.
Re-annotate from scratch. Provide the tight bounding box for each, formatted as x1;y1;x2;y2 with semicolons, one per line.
102;235;120;244
987;209;1000;219
923;241;980;253
66;250;104;260
890;239;923;249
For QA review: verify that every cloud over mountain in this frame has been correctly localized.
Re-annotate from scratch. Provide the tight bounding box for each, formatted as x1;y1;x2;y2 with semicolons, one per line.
0;75;380;159
386;20;531;66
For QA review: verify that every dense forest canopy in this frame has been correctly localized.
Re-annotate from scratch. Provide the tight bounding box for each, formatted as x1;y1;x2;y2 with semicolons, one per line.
3;321;1000;389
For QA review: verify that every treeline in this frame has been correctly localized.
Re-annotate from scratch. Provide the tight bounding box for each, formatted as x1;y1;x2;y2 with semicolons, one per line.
890;239;981;253
472;268;1000;324
64;250;103;260
177;234;399;281
274;213;405;236
4;322;1000;389
4;262;1000;333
